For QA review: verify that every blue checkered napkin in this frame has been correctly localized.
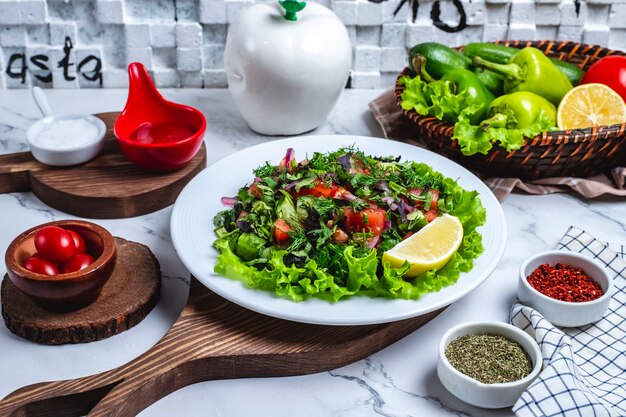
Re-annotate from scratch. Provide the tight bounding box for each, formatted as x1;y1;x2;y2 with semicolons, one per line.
510;226;626;417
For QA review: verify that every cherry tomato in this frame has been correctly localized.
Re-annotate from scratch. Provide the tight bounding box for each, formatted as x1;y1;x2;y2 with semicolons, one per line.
34;226;76;263
343;207;387;236
23;255;59;276
581;56;626;102
274;218;292;242
61;253;95;274
66;229;86;254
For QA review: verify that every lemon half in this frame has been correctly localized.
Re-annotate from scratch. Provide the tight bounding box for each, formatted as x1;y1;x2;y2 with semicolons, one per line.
382;213;463;278
557;83;626;130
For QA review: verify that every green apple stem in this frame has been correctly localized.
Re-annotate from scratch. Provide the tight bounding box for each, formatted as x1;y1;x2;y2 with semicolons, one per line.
279;0;306;21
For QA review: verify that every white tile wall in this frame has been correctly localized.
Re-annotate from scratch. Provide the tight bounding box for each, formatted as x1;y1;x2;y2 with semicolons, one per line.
0;0;623;89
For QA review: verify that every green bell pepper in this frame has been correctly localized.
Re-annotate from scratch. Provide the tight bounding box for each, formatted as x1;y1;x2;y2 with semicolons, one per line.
412;55;494;124
481;91;556;130
440;69;494;124
465;43;584;86
408;42;471;79
451;91;557;156
472;47;573;106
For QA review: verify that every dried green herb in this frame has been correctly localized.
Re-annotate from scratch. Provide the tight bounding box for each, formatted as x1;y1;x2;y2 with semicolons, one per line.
445;334;533;384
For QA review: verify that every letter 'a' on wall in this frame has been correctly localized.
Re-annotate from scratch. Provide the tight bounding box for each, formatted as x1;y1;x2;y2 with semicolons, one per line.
0;0;617;89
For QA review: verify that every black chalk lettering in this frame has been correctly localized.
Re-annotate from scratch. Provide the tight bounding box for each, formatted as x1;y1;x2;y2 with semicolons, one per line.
57;37;76;81
30;54;52;83
431;0;467;33
6;53;27;84
78;55;103;86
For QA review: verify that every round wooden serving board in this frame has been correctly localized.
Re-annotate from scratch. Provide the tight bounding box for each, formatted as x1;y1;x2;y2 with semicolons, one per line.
0;276;445;417
0;112;207;219
1;237;161;345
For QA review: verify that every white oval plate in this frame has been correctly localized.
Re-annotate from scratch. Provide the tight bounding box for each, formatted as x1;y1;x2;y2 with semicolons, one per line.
171;135;506;325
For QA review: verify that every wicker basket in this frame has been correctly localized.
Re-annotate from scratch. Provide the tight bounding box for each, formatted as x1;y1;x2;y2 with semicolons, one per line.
395;40;626;180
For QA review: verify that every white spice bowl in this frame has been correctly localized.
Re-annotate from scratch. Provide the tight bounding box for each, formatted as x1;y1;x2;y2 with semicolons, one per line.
26;114;106;167
518;250;613;327
437;321;542;409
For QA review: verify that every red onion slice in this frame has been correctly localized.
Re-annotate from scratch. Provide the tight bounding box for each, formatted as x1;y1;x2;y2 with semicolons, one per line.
221;196;237;207
366;235;381;249
278;148;295;171
334;190;357;201
381;196;398;210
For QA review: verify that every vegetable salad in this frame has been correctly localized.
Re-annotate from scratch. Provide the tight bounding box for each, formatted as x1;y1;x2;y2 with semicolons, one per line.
212;147;486;302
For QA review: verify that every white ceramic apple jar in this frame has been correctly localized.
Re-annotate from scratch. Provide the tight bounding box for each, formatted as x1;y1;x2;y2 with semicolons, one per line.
224;0;352;135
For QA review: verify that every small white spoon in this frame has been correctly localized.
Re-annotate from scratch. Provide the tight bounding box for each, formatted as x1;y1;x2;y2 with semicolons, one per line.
26;87;106;167
31;86;54;118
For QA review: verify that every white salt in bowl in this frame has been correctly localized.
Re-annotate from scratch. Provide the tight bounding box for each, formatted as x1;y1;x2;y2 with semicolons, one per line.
26;114;106;166
437;321;542;409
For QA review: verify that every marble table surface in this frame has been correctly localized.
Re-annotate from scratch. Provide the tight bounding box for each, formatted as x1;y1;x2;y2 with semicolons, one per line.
0;88;624;417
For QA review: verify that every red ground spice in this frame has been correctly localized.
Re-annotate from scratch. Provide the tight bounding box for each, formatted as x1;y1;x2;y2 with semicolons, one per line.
527;262;604;302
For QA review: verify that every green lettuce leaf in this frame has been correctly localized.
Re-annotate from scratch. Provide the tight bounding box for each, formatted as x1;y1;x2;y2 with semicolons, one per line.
452;106;555;156
400;75;482;124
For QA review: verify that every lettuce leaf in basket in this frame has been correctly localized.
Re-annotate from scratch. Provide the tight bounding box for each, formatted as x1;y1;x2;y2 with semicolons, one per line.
452;110;555;156
400;76;482;124
399;75;555;156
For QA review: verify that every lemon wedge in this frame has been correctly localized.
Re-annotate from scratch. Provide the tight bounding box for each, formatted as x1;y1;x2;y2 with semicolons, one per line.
557;83;626;130
382;213;463;278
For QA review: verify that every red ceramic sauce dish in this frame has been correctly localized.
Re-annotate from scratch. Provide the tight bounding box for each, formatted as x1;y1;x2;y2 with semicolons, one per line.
5;220;117;311
114;62;207;172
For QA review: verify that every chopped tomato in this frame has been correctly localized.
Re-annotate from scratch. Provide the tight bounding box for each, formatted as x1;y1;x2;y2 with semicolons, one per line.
349;158;370;175
274;218;291;242
350;166;370;175
429;189;439;211
424;210;439;223
408;188;439;211
299;181;334;198
330;185;348;198
343;207;387;236
249;183;262;198
403;231;415;240
299;180;348;199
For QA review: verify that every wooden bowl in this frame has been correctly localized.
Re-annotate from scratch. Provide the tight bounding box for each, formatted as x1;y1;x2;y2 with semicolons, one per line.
4;220;117;311
395;40;626;180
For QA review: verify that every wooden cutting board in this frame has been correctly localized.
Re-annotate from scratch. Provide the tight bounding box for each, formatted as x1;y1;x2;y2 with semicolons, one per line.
0;112;207;219
0;277;445;417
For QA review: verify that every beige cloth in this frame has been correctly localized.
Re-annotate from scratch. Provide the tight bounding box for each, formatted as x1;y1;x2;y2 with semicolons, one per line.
369;89;626;201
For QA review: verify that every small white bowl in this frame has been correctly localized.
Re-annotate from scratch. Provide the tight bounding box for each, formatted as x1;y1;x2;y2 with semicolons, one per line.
26;114;106;166
518;250;612;327
437;321;542;409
